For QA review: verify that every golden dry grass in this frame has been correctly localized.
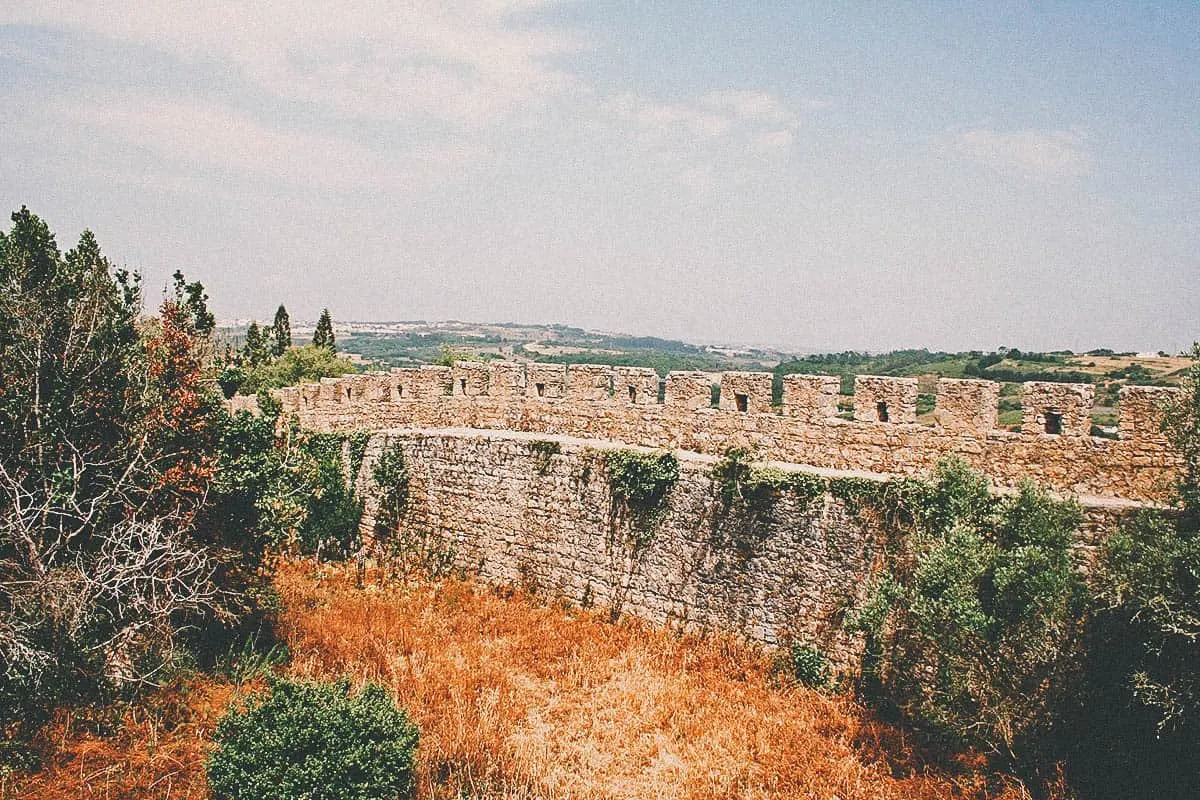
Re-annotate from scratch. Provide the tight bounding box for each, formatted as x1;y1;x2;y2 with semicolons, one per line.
8;561;1038;800
5;678;244;800
279;561;1025;800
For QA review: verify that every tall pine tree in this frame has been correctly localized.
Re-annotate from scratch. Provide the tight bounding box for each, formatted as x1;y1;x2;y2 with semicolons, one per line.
271;304;291;357
313;308;335;352
243;321;269;366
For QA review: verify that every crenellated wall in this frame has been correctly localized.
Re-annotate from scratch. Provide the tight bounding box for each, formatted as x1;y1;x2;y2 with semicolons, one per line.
250;362;1183;504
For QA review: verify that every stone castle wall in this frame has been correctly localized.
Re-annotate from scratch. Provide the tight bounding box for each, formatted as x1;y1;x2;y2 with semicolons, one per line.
255;361;1183;504
350;429;1135;661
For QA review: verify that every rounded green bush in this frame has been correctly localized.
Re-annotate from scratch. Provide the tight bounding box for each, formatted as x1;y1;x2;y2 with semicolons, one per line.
206;677;419;800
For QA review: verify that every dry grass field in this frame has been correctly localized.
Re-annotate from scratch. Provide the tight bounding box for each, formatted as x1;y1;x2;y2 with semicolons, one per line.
8;561;1049;800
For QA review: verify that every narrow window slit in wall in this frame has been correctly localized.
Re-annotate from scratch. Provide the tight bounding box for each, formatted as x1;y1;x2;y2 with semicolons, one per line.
344;386;352;401
628;386;637;402
735;393;749;413
459;378;467;394
876;402;889;422
1044;411;1063;435
535;383;545;397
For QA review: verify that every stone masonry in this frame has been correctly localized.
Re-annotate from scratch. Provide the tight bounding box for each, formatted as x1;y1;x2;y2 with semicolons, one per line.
351;429;1137;664
252;362;1183;504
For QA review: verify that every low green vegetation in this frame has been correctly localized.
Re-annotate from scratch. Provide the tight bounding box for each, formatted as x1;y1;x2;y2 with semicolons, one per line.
604;449;679;545
529;438;562;471
779;643;832;690
852;461;1084;767
371;441;410;541
206;676;419;800
222;344;358;396
710;447;827;513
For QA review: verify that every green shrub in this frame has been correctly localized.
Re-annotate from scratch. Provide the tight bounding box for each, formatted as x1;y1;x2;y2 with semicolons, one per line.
783;643;831;689
297;433;367;559
236;343;358;394
207;677;419;800
850;461;1084;763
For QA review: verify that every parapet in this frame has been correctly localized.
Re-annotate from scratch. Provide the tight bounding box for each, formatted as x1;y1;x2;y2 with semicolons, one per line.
567;364;613;401
413;365;452;398
319;376;346;404
853;376;918;424
719;372;773;414
1119;386;1182;443
488;361;526;398
1022;382;1094;437
935;378;999;432
452;361;489;397
227;393;261;414
296;382;318;408
613;366;658;405
781;374;840;422
665;371;713;410
527;363;567;399
254;361;1184;504
275;385;301;413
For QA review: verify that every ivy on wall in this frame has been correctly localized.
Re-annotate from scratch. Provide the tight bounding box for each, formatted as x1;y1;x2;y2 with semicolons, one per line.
604;449;679;547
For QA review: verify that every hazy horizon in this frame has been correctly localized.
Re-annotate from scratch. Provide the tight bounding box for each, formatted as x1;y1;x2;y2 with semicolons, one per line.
3;3;1196;354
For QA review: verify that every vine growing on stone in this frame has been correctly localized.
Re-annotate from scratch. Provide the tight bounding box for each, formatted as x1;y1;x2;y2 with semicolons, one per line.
604;449;679;547
372;441;410;541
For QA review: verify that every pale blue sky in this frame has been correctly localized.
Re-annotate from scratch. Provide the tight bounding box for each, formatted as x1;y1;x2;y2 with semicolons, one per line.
1;2;1196;352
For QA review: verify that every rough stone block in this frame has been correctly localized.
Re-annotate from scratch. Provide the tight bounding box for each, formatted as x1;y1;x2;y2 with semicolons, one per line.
781;374;840;422
352;372;391;403
319;376;346;404
567;364;613;401
276;386;302;413
1021;382;1095;437
452;361;490;396
227;393;261;415
612;366;659;405
1119;386;1182;442
413;365;452;398
718;372;773;414
300;382;321;409
488;361;526;398
665;371;713;410
934;378;999;431
853;376;918;424
388;368;421;400
526;363;567;399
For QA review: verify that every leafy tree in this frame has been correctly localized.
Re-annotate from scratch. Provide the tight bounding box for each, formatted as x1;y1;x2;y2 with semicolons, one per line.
271;303;292;357
206;676;418;800
1074;343;1200;798
173;269;215;336
852;460;1085;767
313;308;336;352
237;344;357;394
243;320;269;366
0;209;226;762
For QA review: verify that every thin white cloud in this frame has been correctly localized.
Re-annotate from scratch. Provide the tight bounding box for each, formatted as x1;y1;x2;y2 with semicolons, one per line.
954;127;1094;180
1;1;581;127
607;89;807;157
56;94;482;193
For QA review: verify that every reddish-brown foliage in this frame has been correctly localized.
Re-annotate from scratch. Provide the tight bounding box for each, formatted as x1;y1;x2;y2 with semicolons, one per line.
141;298;216;513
